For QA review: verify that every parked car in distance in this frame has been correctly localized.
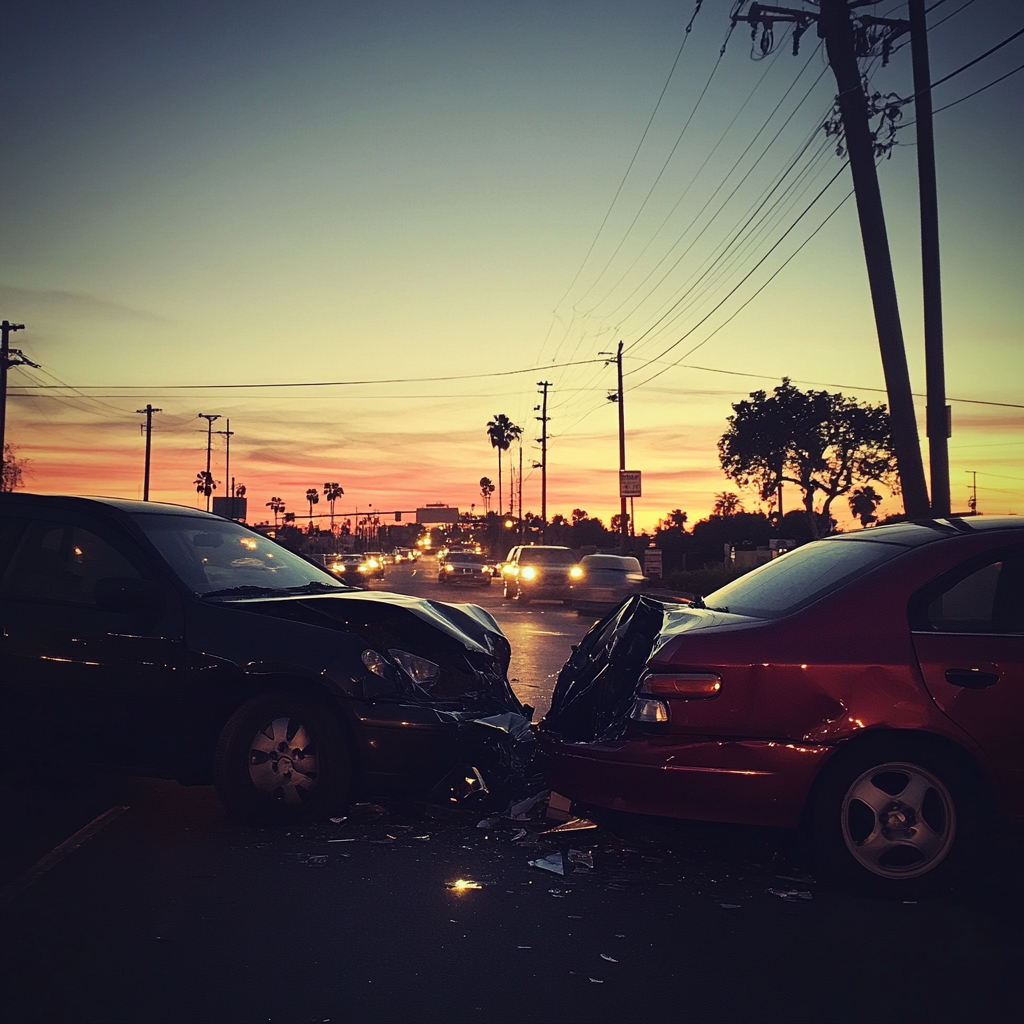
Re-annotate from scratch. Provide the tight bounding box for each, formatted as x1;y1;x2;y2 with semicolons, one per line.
571;553;646;614
438;550;493;586
502;545;582;603
0;494;533;825
540;517;1024;895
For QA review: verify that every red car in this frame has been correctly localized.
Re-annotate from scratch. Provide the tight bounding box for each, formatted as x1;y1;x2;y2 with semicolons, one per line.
539;517;1023;893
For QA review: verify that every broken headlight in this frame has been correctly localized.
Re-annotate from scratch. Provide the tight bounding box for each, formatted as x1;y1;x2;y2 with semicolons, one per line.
389;649;441;690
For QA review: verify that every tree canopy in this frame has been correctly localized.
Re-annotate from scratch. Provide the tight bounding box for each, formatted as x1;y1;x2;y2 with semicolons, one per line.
718;378;896;539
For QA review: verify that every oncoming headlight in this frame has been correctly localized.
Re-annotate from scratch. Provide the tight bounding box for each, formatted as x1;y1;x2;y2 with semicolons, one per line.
569;565;584;579
444;563;455;572
389;649;441;688
520;566;537;581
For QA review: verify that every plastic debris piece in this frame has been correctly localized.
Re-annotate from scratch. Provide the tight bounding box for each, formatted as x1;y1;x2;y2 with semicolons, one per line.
477;816;502;829
510;829;528;842
509;790;550;820
448;879;483;891
517;945;532;949
720;904;741;909
600;954;619;963
328;838;358;843
767;888;812;902
542;817;598;835
567;849;594;870
546;791;573;821
529;852;564;876
307;855;329;867
589;978;604;984
329;816;347;824
614;933;625;938
548;888;570;897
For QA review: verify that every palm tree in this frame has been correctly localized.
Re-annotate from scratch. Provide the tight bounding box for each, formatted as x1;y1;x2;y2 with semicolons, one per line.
479;476;495;513
266;496;284;526
324;482;344;532
305;487;320;529
486;414;522;516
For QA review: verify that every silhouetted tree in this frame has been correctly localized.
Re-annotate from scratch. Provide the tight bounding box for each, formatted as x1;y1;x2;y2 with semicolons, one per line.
266;496;284;526
1;443;27;491
486;413;522;516
712;493;743;517
849;485;883;527
479;476;495;513
195;470;215;499
718;378;896;540
324;482;344;531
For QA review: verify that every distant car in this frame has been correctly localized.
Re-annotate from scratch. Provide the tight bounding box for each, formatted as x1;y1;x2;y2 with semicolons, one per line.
571;553;646;614
540;517;1024;895
502;545;582;603
326;553;369;586
438;551;493;587
360;552;386;579
0;494;532;825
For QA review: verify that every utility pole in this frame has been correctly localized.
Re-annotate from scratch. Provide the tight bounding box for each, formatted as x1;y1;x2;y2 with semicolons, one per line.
197;413;221;512
536;381;551;536
217;418;235;503
603;342;629;554
1;320;36;462
136;404;162;501
909;0;950;516
734;1;931;518
967;471;977;514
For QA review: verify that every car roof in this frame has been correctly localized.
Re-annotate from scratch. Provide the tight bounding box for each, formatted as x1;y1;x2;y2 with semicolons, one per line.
0;492;220;520
822;516;1022;547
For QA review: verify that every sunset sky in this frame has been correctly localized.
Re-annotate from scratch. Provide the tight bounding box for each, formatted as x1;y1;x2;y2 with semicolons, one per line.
2;0;1021;531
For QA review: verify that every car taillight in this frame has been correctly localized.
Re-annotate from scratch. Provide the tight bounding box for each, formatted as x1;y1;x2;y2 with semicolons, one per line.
641;672;721;699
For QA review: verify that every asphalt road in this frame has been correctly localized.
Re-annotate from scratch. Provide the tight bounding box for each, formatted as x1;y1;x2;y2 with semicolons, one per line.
2;560;1021;1023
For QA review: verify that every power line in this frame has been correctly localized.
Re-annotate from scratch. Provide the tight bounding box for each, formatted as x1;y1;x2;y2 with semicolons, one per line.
10;357;608;392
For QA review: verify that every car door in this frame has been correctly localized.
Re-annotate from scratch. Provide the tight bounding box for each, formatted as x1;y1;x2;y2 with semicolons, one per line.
0;511;187;771
911;545;1024;816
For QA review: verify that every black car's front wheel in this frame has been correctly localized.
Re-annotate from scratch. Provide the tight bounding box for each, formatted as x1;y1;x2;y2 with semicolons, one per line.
214;692;351;825
812;739;975;895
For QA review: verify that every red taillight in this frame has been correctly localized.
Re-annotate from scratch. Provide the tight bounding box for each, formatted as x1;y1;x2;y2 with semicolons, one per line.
642;672;721;699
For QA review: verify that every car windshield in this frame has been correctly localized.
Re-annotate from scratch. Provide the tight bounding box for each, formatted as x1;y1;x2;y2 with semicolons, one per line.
520;548;576;565
450;553;485;564
135;513;350;597
701;536;912;619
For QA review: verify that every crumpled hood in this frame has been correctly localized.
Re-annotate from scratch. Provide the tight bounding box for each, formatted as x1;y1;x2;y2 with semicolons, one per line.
213;588;511;664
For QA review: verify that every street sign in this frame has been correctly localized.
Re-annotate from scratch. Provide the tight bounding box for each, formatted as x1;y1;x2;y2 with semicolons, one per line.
619;470;642;497
416;506;459;524
643;547;663;579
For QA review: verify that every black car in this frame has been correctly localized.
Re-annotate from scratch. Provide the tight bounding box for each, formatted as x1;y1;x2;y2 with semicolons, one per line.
501;544;582;603
0;494;533;823
438;551;492;586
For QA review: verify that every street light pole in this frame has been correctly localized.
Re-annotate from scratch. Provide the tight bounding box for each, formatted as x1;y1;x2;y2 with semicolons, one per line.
1;320;33;463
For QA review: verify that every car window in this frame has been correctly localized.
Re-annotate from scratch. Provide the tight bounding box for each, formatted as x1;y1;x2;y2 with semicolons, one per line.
0;520;142;605
518;548;576;566
450;553;485;564
922;553;1024;635
701;537;911;619
134;512;348;596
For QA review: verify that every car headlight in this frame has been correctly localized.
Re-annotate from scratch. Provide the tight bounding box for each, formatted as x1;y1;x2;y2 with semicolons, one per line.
445;563;454;572
366;558;379;569
389;649;441;688
569;565;584;579
520;566;537;581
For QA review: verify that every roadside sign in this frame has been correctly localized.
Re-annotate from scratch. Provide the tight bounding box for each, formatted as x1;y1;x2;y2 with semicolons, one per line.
619;470;642;497
416;506;459;524
643;547;663;579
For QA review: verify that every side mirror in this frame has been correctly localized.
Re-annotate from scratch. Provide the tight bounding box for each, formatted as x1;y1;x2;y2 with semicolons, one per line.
95;577;166;617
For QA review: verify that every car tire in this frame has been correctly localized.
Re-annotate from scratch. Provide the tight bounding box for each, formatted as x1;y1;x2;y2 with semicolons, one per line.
516;584;530;604
502;580;513;600
214;692;352;826
811;738;976;896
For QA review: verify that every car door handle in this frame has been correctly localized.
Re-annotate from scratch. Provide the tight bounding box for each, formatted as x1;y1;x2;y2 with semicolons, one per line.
945;669;998;689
